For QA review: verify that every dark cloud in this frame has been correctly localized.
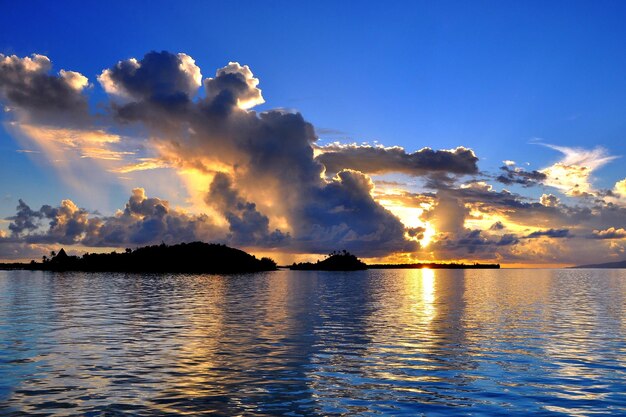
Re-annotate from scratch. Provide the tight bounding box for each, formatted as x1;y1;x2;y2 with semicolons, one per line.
99;51;200;103
316;144;478;177
406;227;426;240
85;189;220;246
295;170;418;256
422;184;567;229
207;172;289;246
0;54;89;124
431;229;519;256
540;193;560;207
496;165;547;187
96;52;417;257
37;200;92;244
7;199;42;235
7;199;97;245
97;51;202;132
5;189;222;247
0;236;48;261
525;229;571;239
203;62;263;112
489;221;505;231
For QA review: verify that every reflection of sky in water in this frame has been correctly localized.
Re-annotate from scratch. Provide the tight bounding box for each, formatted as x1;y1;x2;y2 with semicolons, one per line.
0;269;624;415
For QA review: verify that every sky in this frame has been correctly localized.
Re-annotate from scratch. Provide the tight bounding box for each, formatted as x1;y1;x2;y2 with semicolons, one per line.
1;0;626;266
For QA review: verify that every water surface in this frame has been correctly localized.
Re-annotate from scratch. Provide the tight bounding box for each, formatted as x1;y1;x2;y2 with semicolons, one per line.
0;269;625;415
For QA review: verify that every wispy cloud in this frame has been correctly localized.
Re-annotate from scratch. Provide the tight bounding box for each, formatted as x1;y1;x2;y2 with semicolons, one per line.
539;144;619;196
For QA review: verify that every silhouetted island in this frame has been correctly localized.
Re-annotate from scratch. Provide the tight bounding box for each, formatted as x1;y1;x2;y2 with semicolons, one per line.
290;250;367;271
1;245;501;273
0;242;277;273
572;259;626;269
288;251;499;271
368;262;500;269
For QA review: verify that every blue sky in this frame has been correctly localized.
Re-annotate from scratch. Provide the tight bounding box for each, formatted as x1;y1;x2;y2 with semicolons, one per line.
1;1;626;264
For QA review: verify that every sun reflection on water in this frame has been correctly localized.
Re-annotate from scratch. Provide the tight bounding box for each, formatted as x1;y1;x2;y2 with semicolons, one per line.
419;268;435;321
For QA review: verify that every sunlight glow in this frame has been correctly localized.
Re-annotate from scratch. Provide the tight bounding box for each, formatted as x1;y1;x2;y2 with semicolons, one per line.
377;198;435;247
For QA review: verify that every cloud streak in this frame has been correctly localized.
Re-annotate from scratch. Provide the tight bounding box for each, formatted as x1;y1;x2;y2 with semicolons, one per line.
316;144;479;177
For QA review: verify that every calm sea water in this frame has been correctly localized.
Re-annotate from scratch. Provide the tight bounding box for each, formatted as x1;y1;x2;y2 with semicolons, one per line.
0;269;625;416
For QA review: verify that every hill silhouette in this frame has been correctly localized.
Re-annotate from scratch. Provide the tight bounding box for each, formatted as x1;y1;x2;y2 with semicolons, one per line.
572;259;626;269
290;250;367;271
369;262;500;269
5;242;277;273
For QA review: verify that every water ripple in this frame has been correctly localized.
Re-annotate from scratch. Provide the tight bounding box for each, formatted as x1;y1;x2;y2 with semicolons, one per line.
0;269;625;415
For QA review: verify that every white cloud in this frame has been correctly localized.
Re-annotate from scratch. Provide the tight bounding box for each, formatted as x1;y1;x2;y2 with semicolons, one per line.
59;69;89;91
540;144;618;196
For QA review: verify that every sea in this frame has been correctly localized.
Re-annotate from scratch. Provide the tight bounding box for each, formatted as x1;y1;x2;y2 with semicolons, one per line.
0;269;625;416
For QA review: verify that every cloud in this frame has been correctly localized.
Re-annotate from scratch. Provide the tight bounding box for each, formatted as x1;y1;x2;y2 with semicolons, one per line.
316;144;479;177
204;62;264;110
0;236;52;262
540;193;560;207
6;198;93;245
207;172;289;246
525;228;571;239
90;188;230;247
0;53;89;124
614;178;626;197
490;221;505;230
59;70;89;91
424;192;469;235
7;199;42;235
591;227;626;239
98;51;201;102
295;169;418;256
496;165;547;187
112;158;172;173
17;124;121;149
4;50;626;265
5;189;223;247
429;229;519;257
540;144;618;196
2;50;420;258
96;51;417;257
404;173;626;263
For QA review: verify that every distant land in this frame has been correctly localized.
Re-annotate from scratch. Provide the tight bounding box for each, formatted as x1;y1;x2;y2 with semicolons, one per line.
572;260;626;269
0;243;501;273
288;251;499;271
0;242;277;273
368;262;500;269
290;250;368;271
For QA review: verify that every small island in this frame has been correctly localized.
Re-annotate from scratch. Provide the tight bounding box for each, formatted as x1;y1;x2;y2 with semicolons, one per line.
0;242;277;273
369;262;500;269
290;250;368;271
289;250;500;271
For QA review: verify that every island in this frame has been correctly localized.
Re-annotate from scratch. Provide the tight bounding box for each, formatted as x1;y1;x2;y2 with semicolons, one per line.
572;259;626;268
0;242;277;273
368;262;500;269
288;251;500;271
290;250;368;271
1;244;501;273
